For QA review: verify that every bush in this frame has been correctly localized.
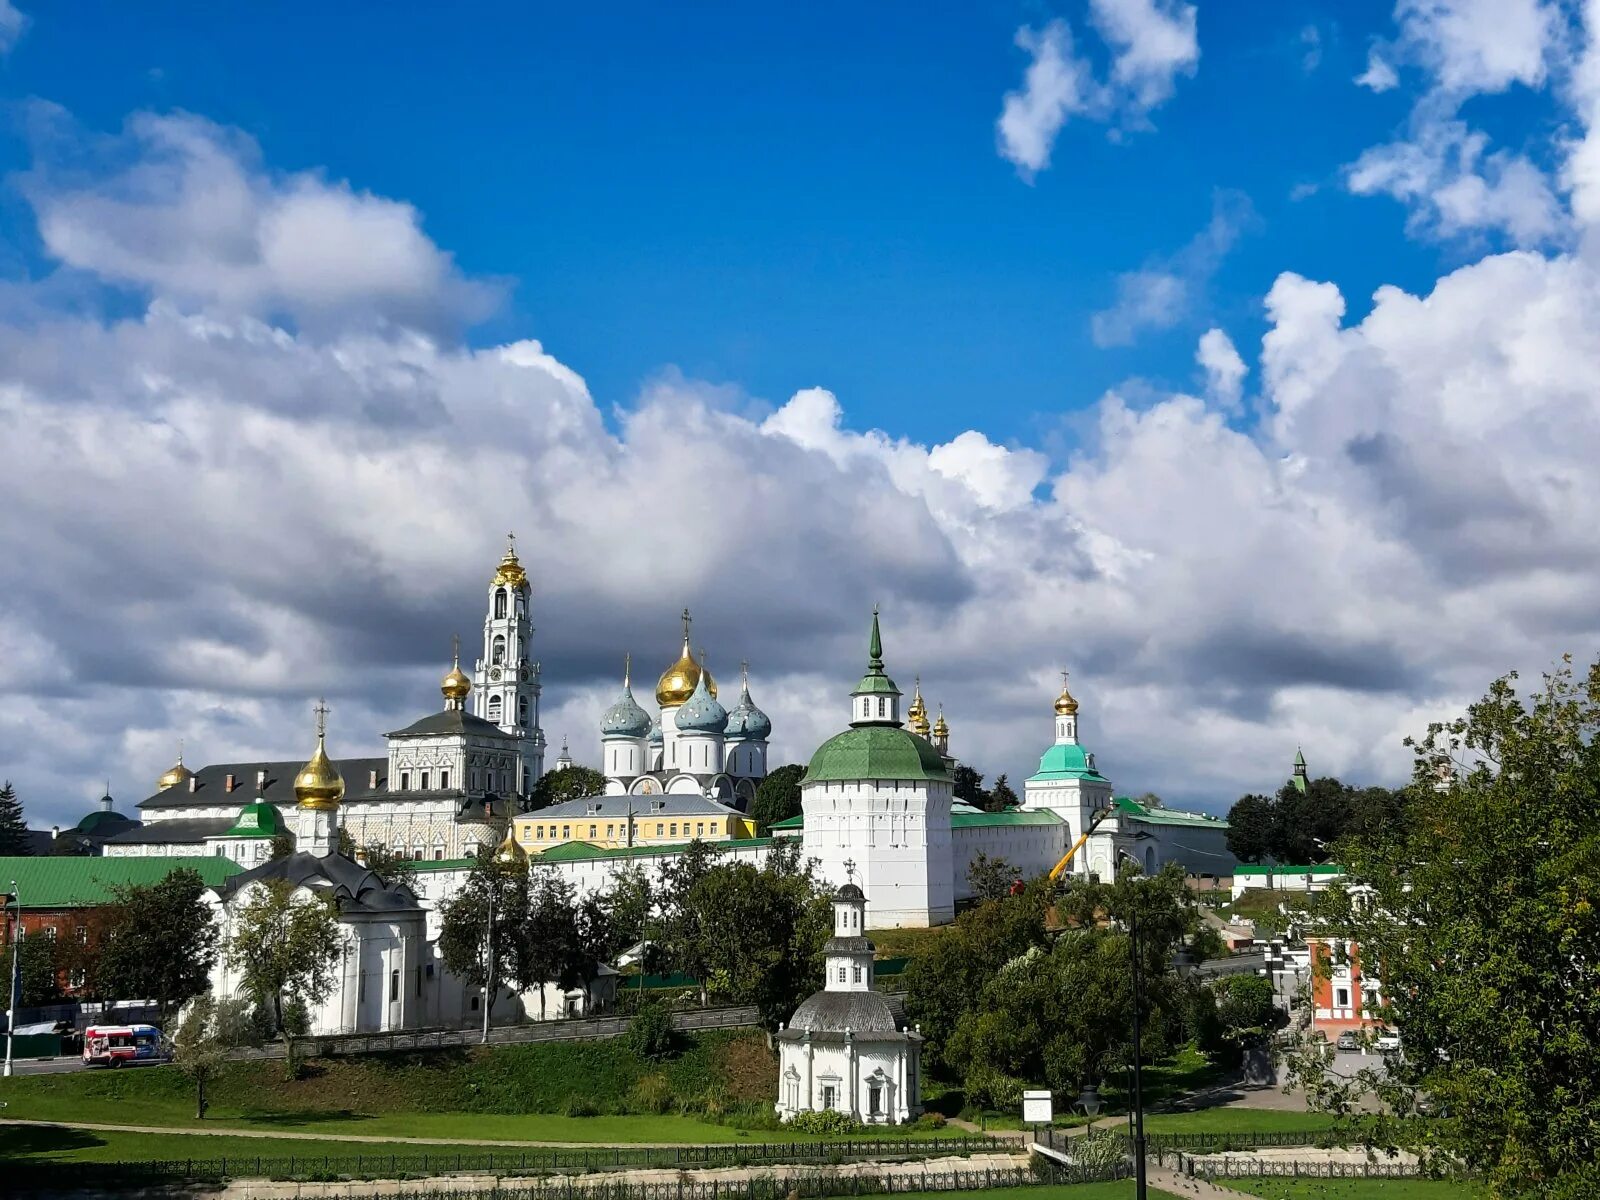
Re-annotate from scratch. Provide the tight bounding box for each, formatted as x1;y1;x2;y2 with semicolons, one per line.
964;1064;1026;1111
562;1093;599;1117
787;1108;859;1135
631;1072;674;1114
915;1111;947;1129
627;1001;677;1061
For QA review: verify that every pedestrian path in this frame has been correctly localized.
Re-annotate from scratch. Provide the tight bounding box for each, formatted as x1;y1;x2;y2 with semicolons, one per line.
1147;1165;1263;1198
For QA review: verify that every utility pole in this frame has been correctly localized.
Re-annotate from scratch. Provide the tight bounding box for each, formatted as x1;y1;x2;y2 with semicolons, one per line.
1117;852;1147;1200
4;881;20;1078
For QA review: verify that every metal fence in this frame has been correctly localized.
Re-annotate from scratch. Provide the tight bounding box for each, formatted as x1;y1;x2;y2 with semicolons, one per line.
7;1134;1013;1188
1196;1158;1445;1180
1035;1124;1352;1158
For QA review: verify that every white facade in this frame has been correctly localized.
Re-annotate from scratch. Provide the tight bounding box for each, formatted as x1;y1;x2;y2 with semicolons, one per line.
776;885;922;1124
801;778;954;928
473;538;545;791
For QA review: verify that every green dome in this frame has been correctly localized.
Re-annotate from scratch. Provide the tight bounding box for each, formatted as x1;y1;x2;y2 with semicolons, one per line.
225;801;285;839
75;809;134;834
803;725;950;784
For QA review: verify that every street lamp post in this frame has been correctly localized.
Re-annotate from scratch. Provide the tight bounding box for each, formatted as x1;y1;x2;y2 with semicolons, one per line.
4;880;20;1078
1117;852;1148;1200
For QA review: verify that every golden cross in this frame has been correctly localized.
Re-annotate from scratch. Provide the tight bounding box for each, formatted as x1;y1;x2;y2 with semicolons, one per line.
314;697;329;738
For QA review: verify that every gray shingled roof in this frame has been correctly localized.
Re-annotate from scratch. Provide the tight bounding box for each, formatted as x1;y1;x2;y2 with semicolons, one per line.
787;990;899;1034
215;851;421;914
103;817;234;845
140;758;387;811
532;792;742;822
387;710;510;738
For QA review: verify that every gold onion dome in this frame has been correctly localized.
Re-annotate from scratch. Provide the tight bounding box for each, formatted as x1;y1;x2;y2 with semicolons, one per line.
441;642;472;702
1055;673;1080;716
908;677;931;737
157;752;193;791
492;533;528;589
932;708;949;739
294;711;345;811
656;609;717;706
493;827;527;865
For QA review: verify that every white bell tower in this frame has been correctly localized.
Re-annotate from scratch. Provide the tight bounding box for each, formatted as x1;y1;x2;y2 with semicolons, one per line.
473;534;546;794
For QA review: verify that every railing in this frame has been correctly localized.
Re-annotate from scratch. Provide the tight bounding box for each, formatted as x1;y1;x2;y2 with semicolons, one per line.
1035;1124;1348;1156
6;1133;1016;1187
228;1004;762;1060
1196;1158;1445;1180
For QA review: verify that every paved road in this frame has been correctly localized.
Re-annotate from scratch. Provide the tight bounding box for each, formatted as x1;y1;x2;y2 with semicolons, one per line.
2;1056;90;1077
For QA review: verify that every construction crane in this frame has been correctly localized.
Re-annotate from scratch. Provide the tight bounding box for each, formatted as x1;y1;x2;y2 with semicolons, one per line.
1047;803;1116;881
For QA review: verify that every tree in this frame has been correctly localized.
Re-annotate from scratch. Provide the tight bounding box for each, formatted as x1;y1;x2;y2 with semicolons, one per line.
988;774;1019;811
226;879;342;1071
0;934;62;1006
0;782;30;855
965;852;1020;903
653;840;722;1004
172;992;258;1118
951;765;987;807
595;863;653;963
357;842;416;884
1225;793;1274;862
1287;658;1600;1200
749;764;806;833
437;852;531;1029
519;868;579;1019
528;765;607;812
93;868;219;1028
1210;973;1278;1040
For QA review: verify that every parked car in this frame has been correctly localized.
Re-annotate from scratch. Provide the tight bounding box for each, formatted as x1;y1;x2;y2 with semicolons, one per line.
1376;1030;1402;1052
1336;1030;1361;1051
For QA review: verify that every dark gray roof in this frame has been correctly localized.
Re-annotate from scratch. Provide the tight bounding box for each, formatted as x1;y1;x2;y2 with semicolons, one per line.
387;709;509;738
835;882;865;902
535;793;741;821
103;817;234;845
216;851;421;915
140;758;387;811
788;989;899;1034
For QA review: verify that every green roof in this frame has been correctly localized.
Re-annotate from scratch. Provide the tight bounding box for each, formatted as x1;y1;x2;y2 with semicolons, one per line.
951;808;1065;829
1027;742;1109;782
804;725;950;784
1113;796;1229;828
0;856;245;909
538;837;774;863
768;813;804;830
1234;863;1344;876
74;810;135;834
223;801;284;839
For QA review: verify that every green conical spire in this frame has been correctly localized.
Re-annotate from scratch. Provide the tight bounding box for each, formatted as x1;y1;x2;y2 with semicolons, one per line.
868;605;884;672
851;606;901;715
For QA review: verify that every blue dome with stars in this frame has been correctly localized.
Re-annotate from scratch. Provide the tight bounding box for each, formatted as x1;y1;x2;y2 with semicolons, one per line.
674;668;728;735
725;675;771;741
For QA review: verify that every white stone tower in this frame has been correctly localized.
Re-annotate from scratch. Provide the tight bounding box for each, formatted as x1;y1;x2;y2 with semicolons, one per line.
473;534;545;793
1021;671;1114;876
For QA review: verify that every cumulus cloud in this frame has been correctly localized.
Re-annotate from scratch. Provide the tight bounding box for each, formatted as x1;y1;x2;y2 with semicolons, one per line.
996;0;1198;178
1090;189;1255;347
1345;0;1572;246
10;104;1600;841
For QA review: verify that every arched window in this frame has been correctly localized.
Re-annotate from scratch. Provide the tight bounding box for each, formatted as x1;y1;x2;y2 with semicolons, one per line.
877;697;886;717
494;589;507;619
492;635;506;665
488;694;503;722
518;696;528;724
390;970;400;1002
1144;845;1157;874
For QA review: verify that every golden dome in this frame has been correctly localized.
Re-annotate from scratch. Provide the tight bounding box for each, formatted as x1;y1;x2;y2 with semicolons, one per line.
294;733;345;811
441;638;472;702
157;752;193;791
908;677;931;737
932;708;949;739
1054;672;1079;716
656;609;717;707
492;827;527;865
492;533;528;589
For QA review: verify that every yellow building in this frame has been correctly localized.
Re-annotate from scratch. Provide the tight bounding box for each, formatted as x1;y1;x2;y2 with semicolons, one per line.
515;793;758;853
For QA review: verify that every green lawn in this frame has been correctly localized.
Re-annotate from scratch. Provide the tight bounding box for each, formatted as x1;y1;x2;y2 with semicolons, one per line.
1220;1179;1484;1199
1142;1109;1344;1135
884;1187;1179;1200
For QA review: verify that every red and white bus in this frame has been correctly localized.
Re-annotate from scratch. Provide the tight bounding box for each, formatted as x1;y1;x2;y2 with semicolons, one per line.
82;1024;166;1067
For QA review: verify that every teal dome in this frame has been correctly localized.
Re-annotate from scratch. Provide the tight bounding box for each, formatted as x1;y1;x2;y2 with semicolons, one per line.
725;679;771;741
601;683;651;738
803;725;949;784
674;669;728;735
648;716;663;744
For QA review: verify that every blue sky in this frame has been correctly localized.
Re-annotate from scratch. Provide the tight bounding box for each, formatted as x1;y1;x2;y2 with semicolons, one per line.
4;0;1600;825
0;1;1487;446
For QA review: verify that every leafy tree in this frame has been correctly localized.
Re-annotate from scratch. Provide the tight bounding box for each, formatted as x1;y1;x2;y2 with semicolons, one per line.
988;774;1019;811
438;852;531;1029
528;765;607;812
1224;793;1274;862
653;840;722;1004
1210;973;1279;1040
357;842;416;884
172;992;258;1118
226;879;342;1070
269;831;295;860
965;852;1021;903
951;765;987;807
0;933;63;1006
519;868;580;1019
1288;657;1600;1200
749;764;806;833
0;782;30;855
626;999;676;1060
595;863;653;962
93;868;219;1027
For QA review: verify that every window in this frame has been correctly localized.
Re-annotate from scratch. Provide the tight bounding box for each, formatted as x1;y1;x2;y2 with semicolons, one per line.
495;588;508;618
440;770;450;790
488;695;503;722
868;1083;881;1117
471;994;480;1011
696;822;705;836
416;966;424;997
589;824;597;839
359;972;367;1001
878;698;886;717
519;697;528;724
492;635;506;665
390;970;400;1003
606;824;614;839
43;926;57;942
420;771;430;791
837;967;846;983
1336;987;1351;1008
852;965;862;984
401;771;411;790
562;825;570;838
656;823;664;836
433;848;443;861
822;1085;837;1110
536;825;544;839
670;823;678;836
470;769;479;790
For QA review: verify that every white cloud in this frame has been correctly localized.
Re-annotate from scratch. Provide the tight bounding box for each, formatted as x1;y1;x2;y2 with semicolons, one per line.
995;0;1198;178
1357;49;1401;92
1091;190;1255;347
0;1;27;54
1197;328;1247;410
11;104;1600;842
1392;0;1561;95
1299;25;1324;74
